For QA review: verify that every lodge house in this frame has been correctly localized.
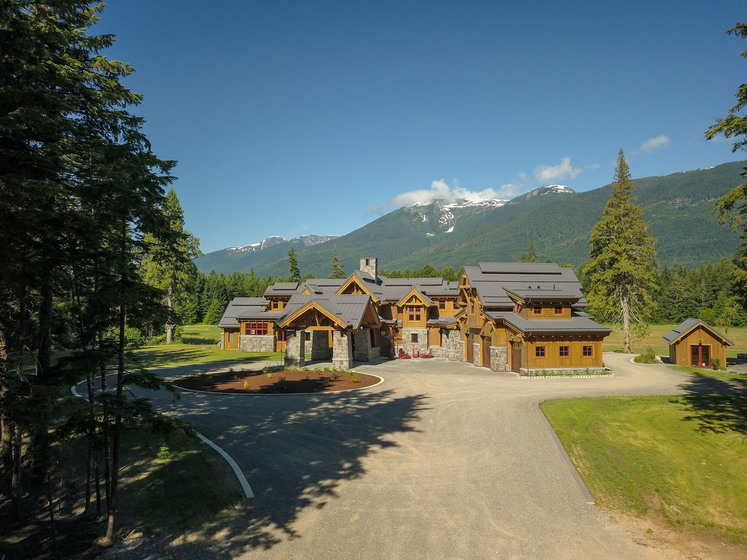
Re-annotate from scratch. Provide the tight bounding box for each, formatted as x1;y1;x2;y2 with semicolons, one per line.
218;258;611;373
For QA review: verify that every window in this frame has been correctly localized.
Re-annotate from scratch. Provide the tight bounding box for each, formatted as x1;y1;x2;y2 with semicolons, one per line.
228;332;235;343
245;322;268;335
559;346;569;357
438;300;445;310
535;346;545;358
411;333;419;343
533;307;542;315
276;330;286;342
583;345;593;357
554;306;563;315
408;306;421;321
304;331;311;341
272;300;279;310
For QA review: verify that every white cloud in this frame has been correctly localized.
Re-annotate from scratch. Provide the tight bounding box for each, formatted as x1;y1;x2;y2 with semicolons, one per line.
373;179;502;213
638;135;671;153
534;157;582;183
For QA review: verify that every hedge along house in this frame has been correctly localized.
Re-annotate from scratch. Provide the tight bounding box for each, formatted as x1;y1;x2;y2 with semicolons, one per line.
457;263;611;373
662;318;734;368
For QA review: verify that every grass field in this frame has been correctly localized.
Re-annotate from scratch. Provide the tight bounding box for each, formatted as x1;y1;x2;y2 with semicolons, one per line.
130;324;282;368
541;395;747;546
603;323;747;358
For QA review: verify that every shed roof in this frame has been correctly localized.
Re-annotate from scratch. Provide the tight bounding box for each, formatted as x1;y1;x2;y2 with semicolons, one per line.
662;318;734;346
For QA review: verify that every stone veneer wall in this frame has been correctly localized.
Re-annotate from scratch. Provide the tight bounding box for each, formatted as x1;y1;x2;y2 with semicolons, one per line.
353;329;371;362
431;329;464;361
238;335;274;353
284;330;305;367
311;331;332;361
333;330;353;370
490;345;508;372
400;328;428;355
472;343;481;367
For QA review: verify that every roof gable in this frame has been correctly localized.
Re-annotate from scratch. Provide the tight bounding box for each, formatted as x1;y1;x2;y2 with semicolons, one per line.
662;318;734;346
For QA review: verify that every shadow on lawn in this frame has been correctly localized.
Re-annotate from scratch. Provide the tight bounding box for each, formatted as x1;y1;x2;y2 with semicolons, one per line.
119;385;428;558
678;371;747;435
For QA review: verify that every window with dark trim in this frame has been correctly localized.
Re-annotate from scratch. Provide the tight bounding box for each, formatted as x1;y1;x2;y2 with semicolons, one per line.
245;322;268;335
554;306;563;315
411;333;419;343
304;331;311;341
535;346;545;358
583;345;593;357
408;306;421;321
533;307;542;315
559;346;569;357
276;330;286;342
439;300;445;310
272;300;279;310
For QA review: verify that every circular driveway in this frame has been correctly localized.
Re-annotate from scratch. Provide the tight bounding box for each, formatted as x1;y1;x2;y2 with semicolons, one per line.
129;354;737;559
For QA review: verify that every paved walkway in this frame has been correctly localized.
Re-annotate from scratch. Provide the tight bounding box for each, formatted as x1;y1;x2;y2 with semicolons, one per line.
117;354;742;559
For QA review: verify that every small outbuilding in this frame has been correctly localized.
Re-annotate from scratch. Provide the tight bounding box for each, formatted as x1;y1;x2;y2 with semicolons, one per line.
662;318;734;368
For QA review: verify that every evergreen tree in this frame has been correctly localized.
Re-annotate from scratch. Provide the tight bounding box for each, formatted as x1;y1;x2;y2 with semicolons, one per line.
140;188;202;343
330;248;346;279
288;246;301;283
585;150;658;352
520;241;539;263
706;22;747;307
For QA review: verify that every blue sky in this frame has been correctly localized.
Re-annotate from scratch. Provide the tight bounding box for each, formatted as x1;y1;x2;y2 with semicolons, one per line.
97;1;745;254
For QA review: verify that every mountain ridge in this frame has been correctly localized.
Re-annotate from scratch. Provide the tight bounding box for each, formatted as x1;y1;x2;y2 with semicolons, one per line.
194;161;746;276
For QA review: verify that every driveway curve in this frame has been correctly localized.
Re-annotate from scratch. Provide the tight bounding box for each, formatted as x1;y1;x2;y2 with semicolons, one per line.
118;354;739;559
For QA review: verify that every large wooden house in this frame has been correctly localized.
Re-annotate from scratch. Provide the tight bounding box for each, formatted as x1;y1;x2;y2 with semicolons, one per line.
218;258;611;372
663;318;733;368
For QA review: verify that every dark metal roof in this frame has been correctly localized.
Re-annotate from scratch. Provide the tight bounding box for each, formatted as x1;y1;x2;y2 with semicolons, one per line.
485;311;612;335
218;297;271;328
662;318;734;346
465;263;584;309
276;293;376;330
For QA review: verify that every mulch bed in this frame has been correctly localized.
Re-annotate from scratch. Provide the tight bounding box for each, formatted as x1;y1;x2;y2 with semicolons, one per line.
175;369;380;394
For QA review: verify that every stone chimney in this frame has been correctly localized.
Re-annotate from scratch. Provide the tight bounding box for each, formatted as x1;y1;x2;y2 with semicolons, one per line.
359;257;378;279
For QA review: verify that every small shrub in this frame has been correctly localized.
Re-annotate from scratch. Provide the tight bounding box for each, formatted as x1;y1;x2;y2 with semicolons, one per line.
266;372;272;379
321;377;330;387
243;380;249;389
157;445;170;461
349;371;358;382
711;358;721;370
280;377;287;389
634;348;658;364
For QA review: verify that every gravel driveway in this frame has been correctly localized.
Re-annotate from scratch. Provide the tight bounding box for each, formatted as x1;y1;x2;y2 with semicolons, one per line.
103;354;742;559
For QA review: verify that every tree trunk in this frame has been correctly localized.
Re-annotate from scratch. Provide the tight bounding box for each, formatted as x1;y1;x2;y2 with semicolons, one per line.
621;292;631;353
165;284;174;344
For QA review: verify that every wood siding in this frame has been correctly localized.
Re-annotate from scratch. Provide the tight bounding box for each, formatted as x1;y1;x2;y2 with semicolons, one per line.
669;326;729;368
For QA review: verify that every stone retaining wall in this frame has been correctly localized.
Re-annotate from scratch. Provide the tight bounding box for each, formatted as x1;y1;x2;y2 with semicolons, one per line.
238;335;274;353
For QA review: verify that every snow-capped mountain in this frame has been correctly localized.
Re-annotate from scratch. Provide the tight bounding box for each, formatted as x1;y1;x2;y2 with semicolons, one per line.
226;234;339;254
404;198;509;236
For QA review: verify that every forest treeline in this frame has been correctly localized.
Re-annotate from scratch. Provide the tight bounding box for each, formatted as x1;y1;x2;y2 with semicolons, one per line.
174;257;746;332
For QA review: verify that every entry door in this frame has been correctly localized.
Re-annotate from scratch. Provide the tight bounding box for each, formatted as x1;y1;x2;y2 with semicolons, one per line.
511;342;522;373
690;344;711;368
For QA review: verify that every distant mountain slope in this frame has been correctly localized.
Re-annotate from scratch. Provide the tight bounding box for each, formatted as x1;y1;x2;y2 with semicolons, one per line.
195;161;745;277
194;234;339;274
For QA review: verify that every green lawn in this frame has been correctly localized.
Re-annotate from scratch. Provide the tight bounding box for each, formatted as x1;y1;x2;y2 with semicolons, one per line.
603;323;747;357
118;428;245;532
541;395;747;545
130;324;282;368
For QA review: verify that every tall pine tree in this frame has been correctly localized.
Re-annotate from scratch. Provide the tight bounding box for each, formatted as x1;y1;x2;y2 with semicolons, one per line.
585;150;658;352
330;248;346;278
706;22;747;306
